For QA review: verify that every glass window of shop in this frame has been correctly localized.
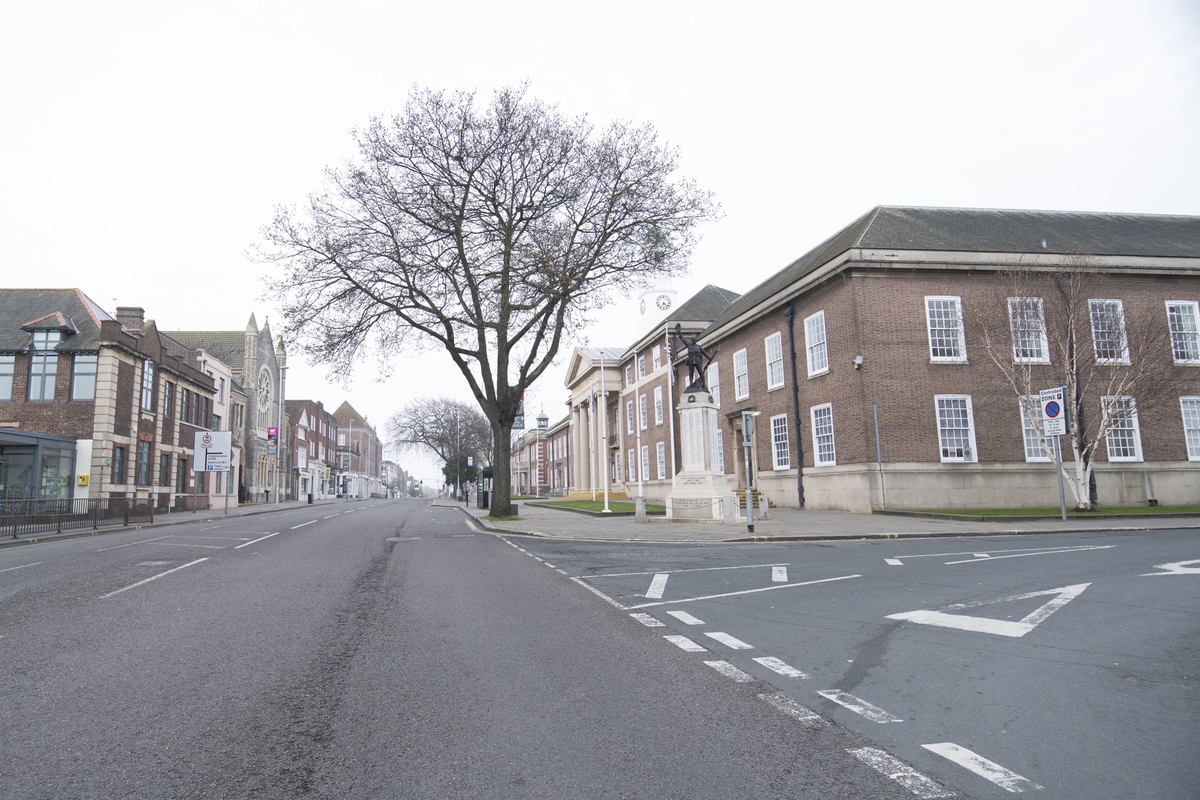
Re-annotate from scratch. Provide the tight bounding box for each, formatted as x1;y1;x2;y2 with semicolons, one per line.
39;447;75;500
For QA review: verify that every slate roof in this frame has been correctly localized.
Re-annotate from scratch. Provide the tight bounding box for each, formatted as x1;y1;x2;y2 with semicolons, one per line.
170;331;248;372
0;288;114;351
708;206;1200;332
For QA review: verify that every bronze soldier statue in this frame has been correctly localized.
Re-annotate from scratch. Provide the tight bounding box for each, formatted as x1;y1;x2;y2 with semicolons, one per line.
673;323;716;392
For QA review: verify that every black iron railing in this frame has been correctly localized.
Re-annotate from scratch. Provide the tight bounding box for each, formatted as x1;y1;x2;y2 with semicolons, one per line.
0;497;156;538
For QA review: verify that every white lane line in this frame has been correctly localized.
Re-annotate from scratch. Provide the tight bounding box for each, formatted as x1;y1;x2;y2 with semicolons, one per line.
886;544;1116;565
291;520;317;529
631;613;665;628
629;574;861;609
235;532;282;549
923;742;1043;792
753;656;809;679
888;583;1090;638
945;545;1114;565
96;535;174;552
849;747;954;799
664;635;708;653
152;542;228;549
705;631;754;650
344;509;356;513
818;690;903;723
885;558;904;566
588;562;791;579
666;610;705;625
568;577;627;610
646;572;669;599
704;660;754;682
323;514;340;519
759;692;822;724
99;558;209;599
772;566;788;582
0;561;43;574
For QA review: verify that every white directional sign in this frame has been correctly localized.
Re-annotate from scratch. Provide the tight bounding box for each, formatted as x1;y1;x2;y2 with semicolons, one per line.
193;430;233;473
1039;386;1067;437
887;583;1090;637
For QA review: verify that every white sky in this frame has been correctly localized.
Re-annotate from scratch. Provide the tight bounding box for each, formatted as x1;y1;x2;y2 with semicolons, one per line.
2;0;1198;483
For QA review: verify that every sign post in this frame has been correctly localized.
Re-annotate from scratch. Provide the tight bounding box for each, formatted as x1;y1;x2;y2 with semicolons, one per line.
1039;387;1069;522
194;430;233;515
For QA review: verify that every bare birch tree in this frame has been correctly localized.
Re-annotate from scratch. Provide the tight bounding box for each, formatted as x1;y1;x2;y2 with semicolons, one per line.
387;397;492;498
260;84;717;516
970;257;1182;509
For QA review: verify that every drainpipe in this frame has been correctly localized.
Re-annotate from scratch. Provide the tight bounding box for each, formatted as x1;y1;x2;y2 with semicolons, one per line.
783;306;805;508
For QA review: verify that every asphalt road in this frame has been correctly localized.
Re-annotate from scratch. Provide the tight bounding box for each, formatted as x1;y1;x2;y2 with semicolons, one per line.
2;499;934;800
521;529;1200;799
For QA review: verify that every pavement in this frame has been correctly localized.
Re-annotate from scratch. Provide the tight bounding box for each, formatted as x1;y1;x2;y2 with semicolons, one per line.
5;495;1198;549
439;497;1200;544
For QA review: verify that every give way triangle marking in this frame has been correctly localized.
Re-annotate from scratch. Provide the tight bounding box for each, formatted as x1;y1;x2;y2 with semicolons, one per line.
886;583;1090;638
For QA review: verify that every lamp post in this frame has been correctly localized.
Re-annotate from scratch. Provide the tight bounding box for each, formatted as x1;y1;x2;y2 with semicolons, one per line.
742;410;760;534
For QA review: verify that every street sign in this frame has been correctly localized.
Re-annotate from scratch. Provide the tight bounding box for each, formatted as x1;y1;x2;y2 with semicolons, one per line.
1039;386;1067;437
193;430;233;473
267;426;279;440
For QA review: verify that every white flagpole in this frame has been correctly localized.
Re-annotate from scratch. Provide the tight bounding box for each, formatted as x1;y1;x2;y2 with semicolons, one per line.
601;352;611;513
666;324;677;487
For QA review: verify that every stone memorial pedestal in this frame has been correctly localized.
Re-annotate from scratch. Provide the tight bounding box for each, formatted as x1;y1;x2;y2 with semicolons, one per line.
666;390;738;522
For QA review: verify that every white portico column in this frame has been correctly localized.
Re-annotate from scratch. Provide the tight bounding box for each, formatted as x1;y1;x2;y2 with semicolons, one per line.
572;403;586;493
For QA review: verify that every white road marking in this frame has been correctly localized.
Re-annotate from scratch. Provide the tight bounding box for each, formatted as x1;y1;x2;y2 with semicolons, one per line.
323;514;340;519
886;544;1115;566
291;520;317;529
818;690;903;723
923;742;1043;792
646;572;670;598
152;542;227;549
666;610;705;625
885;558;904;566
945;545;1114;565
705;631;754;650
759;692;822;724
96;535;174;551
235;532;282;549
100;558;209;599
1142;559;1200;576
568;577;628;610
0;561;43;574
631;613;665;627
588;562;790;579
664;635;708;652
704;660;754;682
849;747;954;798
772;566;788;582
888;583;1090;638
753;656;809;679
629;573;861;609
344;509;357;513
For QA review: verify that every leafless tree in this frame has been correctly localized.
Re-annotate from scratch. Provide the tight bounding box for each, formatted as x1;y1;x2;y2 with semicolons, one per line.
260;84;717;515
387;397;492;497
970;257;1183;509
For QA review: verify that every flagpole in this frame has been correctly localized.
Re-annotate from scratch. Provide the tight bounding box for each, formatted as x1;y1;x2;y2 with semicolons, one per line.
601;352;611;513
666;324;678;488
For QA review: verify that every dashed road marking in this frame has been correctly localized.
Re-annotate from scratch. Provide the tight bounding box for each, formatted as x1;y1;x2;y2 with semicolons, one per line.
646;572;669;599
235;532;282;549
291;520;317;529
818;690;903;723
753;656;809;679
0;562;43;573
849;747;954;798
704;660;754;682
631;613;665;627
666;610;705;625
705;631;754;650
664;635;707;653
772;566;788;582
628;573;861;609
759;692;822;724
100;558;209;599
923;742;1043;792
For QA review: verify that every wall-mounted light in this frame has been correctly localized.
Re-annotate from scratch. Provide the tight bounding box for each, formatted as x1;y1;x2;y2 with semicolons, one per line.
853;355;864;370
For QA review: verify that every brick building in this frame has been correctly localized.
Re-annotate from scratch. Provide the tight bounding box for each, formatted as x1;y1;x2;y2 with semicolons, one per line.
285;399;339;501
332;402;383;498
562;207;1200;512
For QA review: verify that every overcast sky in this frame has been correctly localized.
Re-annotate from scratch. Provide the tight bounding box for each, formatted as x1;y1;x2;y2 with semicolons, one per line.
2;0;1198;483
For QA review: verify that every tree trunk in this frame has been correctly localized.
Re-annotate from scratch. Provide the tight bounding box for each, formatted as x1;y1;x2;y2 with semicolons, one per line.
490;422;513;517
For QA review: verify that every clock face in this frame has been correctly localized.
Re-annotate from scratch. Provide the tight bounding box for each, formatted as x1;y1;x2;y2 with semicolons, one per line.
656;294;672;311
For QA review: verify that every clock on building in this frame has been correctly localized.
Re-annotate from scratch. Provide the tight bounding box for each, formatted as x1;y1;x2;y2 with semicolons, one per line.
656;294;673;311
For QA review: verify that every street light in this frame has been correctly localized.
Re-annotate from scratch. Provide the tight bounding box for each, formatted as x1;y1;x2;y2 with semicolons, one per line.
742;410;760;534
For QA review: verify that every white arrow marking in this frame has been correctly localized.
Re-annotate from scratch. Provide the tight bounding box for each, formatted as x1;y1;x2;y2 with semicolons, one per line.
646;572;669;599
887;583;1090;638
1142;559;1200;576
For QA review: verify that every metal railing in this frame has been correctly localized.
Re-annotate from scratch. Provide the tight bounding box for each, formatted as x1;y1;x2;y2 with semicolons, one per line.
1;497;156;539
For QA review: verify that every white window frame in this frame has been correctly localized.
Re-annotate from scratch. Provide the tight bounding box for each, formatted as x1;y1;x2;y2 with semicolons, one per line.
626;400;634;434
765;331;785;390
935;394;977;462
140;360;155;411
1008;297;1050;364
1019;396;1060;462
628;448;636;482
707;362;720;406
637;355;646;378
769;414;790;469
1181;397;1200;461
925;296;967;363
810;403;836;466
804;311;828;377
654;386;663;425
656;441;667;479
625;364;633;387
638;393;648;430
733;348;749;400
1166;301;1200;365
652;345;662;371
1102;395;1142;462
715;428;725;473
641;445;650;484
1089;299;1130;365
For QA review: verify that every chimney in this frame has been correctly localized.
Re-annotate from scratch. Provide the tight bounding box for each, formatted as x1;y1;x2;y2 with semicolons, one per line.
115;306;145;332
